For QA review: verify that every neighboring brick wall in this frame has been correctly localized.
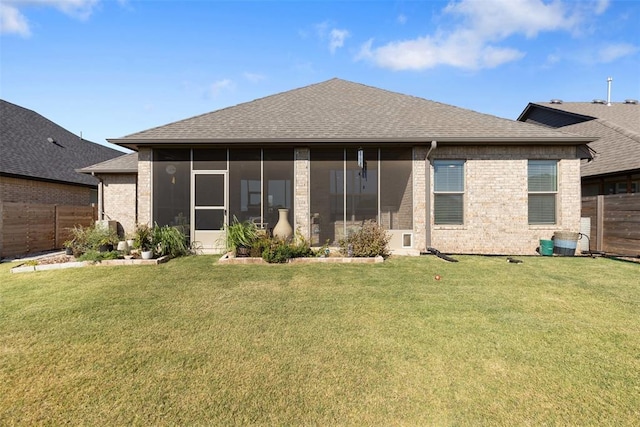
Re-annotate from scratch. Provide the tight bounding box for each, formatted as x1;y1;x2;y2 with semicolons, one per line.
429;146;581;255
0;176;94;205
137;147;152;227
100;174;137;238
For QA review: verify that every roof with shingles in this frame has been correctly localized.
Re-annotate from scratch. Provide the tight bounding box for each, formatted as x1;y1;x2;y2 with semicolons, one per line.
563;119;640;177
523;101;640;133
77;152;138;174
518;101;640;177
111;78;591;148
1;99;123;186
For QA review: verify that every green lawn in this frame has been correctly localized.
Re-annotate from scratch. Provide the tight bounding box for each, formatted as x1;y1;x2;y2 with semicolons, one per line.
1;255;639;425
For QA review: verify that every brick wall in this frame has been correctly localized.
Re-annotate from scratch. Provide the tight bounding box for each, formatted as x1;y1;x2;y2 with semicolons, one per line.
412;147;428;252
137;147;152;227
100;174;137;238
429;145;581;255
0;176;94;205
294;148;310;238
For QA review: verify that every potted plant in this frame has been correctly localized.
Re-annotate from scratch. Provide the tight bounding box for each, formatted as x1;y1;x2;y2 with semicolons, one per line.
133;224;154;259
63;240;74;255
225;216;258;257
96;231;118;253
83;223;119;253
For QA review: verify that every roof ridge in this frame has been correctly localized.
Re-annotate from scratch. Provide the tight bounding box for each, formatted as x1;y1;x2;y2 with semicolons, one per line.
596;118;640;144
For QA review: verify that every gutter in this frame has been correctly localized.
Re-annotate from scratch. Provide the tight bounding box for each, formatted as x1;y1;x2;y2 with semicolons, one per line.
91;172;104;221
108;136;596;151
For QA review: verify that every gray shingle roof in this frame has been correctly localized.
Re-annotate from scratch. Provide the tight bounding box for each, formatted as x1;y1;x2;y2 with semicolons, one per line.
564;120;640;177
519;101;640;177
77;152;138;174
1;99;123;186
111;78;591;149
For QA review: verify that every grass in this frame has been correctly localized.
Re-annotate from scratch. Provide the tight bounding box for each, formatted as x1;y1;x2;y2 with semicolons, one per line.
1;255;639;425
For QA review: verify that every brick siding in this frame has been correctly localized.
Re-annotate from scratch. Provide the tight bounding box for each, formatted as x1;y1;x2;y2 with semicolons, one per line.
429;146;581;255
137;147;152;227
0;176;94;206
100;174;137;238
294;148;310;238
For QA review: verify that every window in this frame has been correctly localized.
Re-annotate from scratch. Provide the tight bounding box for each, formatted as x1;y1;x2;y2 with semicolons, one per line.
433;160;464;225
528;160;557;224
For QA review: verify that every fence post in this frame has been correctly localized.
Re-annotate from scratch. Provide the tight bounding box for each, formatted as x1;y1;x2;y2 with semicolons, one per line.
596;195;604;252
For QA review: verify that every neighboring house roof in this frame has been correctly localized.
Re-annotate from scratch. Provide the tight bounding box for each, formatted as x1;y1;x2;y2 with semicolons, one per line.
77;152;138;174
110;78;593;150
518;101;640;178
1;99;123;187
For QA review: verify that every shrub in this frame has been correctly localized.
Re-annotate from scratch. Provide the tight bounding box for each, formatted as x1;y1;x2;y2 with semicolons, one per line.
77;250;120;262
339;220;391;258
67;224;119;256
262;238;292;263
260;231;313;263
249;233;271;258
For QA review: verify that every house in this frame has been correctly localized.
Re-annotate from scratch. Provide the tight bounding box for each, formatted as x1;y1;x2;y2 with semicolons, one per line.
517;99;640;196
1;99;123;206
104;78;594;255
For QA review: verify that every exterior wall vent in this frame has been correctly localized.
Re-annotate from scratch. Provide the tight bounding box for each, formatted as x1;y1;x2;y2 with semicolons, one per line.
624;99;638;105
592;99;606;104
550;99;563;104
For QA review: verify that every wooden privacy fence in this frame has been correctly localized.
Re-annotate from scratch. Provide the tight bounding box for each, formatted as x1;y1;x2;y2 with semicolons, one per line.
0;203;97;258
581;193;640;256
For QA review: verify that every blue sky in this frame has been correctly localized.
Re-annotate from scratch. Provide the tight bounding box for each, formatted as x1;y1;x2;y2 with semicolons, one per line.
1;0;638;152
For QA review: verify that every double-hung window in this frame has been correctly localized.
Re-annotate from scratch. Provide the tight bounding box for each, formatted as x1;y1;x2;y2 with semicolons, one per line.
528;160;557;224
434;160;465;225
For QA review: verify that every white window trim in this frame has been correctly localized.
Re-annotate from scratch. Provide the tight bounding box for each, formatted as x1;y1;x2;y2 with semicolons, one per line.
433;159;465;226
528;159;558;226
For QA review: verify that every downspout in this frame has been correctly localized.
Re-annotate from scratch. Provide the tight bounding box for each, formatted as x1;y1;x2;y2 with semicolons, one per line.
425;141;437;249
92;172;104;221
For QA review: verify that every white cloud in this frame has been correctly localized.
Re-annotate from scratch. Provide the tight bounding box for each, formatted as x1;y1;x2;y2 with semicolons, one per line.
397;14;407;25
357;0;613;71
329;28;349;54
243;72;266;83
594;0;610;15
597;43;638;63
315;20;350;53
0;4;30;36
0;0;100;36
208;79;234;97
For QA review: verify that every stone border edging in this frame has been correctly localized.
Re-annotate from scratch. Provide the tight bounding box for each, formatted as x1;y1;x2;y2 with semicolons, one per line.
10;256;170;273
218;253;384;264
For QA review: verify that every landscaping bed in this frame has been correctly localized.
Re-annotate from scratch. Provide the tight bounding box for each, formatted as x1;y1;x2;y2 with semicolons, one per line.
218;252;384;264
10;253;169;273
